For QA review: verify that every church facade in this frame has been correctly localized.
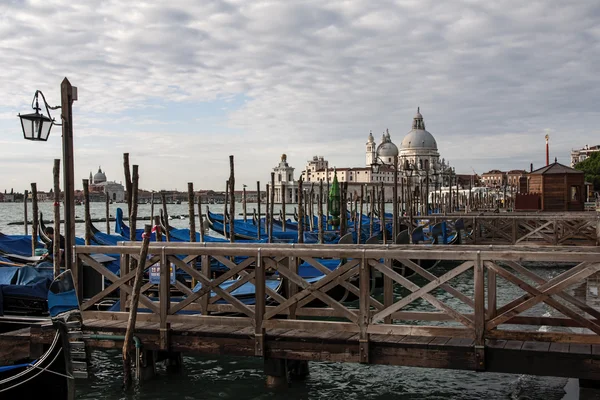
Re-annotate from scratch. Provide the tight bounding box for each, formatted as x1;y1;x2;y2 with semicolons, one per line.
269;109;455;203
301;109;453;191
271;154;299;204
88;167;125;202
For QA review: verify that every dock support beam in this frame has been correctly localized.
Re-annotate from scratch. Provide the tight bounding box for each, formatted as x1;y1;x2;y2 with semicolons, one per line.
264;358;287;388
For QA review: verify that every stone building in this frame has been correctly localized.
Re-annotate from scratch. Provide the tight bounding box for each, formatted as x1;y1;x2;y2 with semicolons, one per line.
571;144;600;167
272;154;299;204
301;109;451;191
88;167;125;202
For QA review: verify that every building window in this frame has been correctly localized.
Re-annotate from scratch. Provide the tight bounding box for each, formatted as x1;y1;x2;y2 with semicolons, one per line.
278;174;282;182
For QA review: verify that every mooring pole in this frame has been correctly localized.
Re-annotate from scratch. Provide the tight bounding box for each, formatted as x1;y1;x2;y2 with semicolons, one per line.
23;189;28;235
122;224;152;389
30;183;38;256
52;160;61;278
82;179;91;245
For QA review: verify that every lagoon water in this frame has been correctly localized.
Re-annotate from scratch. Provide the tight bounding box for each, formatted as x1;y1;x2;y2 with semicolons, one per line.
0;201;576;399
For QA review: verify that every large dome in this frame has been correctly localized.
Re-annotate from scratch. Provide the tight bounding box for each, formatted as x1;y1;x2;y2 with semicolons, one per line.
93;167;107;184
400;108;437;150
400;129;437;150
377;141;399;157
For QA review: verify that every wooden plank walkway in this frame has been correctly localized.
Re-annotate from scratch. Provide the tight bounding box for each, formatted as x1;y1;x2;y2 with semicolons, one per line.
2;318;593;380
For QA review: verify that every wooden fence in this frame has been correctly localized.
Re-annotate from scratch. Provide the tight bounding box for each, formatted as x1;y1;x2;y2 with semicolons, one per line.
401;214;600;246
75;242;600;365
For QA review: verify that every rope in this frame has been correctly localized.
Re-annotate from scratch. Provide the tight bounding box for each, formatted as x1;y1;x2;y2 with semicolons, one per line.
0;349;73;393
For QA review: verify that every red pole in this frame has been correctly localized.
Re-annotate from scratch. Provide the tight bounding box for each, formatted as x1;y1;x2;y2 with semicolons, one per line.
545;134;549;165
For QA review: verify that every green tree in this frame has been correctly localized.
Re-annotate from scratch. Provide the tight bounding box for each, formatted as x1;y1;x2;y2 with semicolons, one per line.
574;151;600;191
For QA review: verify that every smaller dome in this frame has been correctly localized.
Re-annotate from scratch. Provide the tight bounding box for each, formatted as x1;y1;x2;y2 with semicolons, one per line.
93;166;107;184
367;130;374;143
377;141;399;158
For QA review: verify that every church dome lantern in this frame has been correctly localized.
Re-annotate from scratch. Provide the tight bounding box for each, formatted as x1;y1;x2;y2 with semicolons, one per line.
400;108;438;150
376;128;399;160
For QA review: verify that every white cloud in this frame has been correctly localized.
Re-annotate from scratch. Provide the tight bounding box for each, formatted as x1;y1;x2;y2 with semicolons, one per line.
0;0;599;191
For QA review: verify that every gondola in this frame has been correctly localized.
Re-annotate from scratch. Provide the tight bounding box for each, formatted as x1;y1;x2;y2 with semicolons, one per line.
0;270;82;399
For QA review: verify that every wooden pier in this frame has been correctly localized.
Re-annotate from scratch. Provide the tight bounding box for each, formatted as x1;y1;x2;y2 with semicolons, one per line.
403;213;600;246
0;242;600;392
4;242;600;386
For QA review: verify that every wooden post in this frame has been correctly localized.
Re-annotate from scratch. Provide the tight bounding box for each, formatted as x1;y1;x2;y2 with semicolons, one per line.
82;179;91;245
474;251;485;371
52;160;61;278
197;195;205;242
129;166;139;245
309;183;315;232
242;186;247;222
224;180;229;239
393;158;398;241
359;251;370;363
339;182;346;237
358;185;364;244
154;216;162;242
326;171;330;229
380;182;386;244
255;249;265;357
123;153;132;217
270;172;275;243
319;180;324;231
106;192;110;234
187;183;196;243
200;253;210;315
61;78;76;277
369;185;375;238
23;189;28;235
161;191;171;242
229;155;235;243
297;177;304;244
487;266;497;319
256;181;261;240
265;184;270;241
384;258;393;324
281;182;286;232
150;192;155;222
317;193;324;244
30;183;38;256
159;240;170;351
122;224;152;388
596;216;600;246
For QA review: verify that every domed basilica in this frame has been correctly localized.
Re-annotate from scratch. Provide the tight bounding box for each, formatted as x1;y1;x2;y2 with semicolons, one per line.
367;108;449;177
87;167;125;202
275;109;454;203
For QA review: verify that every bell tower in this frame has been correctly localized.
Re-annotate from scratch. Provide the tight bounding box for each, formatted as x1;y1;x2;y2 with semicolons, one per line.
365;130;376;166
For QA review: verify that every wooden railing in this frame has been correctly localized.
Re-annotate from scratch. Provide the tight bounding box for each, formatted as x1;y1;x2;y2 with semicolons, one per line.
75;243;600;362
401;214;600;246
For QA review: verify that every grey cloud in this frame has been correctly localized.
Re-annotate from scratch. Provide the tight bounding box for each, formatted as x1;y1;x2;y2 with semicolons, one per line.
1;0;599;190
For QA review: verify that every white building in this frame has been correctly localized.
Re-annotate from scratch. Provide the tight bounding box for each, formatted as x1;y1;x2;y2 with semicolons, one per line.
571;144;600;167
301;109;452;191
272;154;299;204
88;167;125;202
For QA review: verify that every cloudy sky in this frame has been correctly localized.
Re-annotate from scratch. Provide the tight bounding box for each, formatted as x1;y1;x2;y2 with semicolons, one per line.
1;0;599;192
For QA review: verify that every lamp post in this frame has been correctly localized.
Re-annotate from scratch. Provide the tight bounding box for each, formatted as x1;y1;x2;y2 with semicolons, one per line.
18;78;77;280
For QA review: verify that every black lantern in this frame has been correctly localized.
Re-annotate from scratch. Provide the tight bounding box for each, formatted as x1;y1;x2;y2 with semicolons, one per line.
18;91;57;141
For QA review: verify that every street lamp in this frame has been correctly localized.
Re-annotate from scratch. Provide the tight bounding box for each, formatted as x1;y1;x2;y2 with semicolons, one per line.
18;78;77;283
18;91;58;141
